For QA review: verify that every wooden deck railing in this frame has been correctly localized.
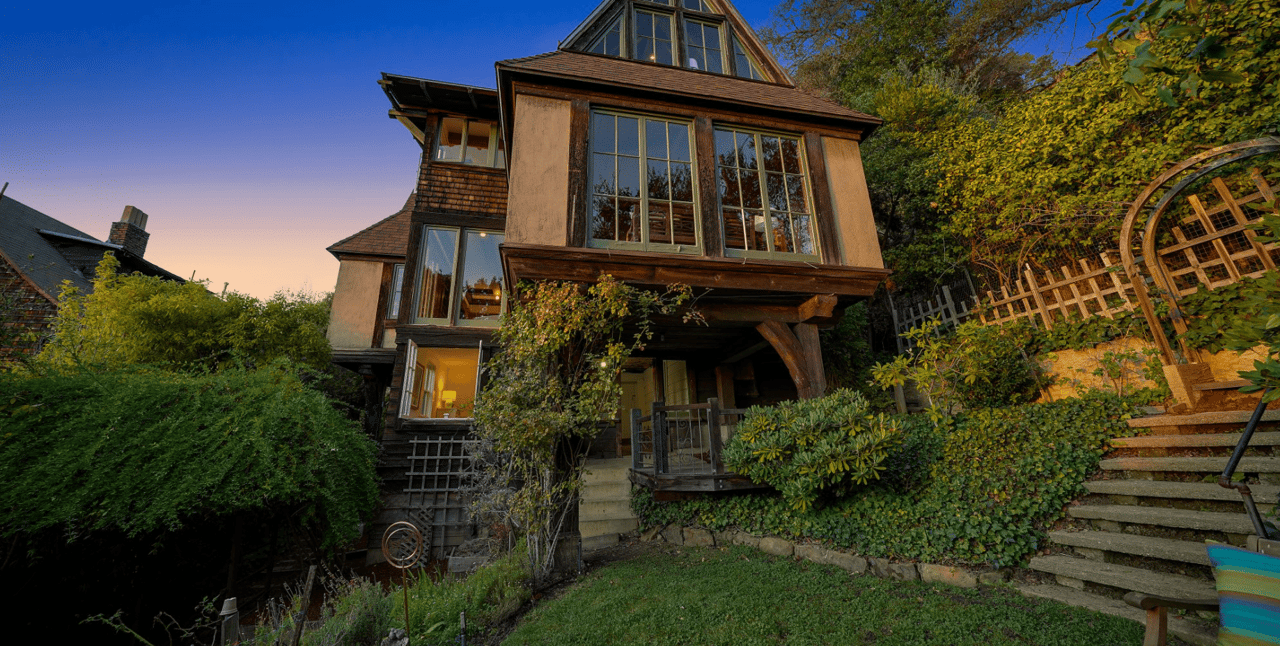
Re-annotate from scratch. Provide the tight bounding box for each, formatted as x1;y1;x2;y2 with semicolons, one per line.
630;398;747;477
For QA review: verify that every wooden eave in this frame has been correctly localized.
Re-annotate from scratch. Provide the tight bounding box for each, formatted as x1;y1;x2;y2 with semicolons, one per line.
500;242;890;299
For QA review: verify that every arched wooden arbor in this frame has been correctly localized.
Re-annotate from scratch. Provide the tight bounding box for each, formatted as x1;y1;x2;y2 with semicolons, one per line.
1119;137;1280;378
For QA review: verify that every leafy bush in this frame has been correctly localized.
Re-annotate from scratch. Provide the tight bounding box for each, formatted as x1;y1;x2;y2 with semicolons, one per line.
721;390;901;511
302;578;396;646
871;318;1047;416
403;547;532;645
636;392;1138;567
0;365;379;548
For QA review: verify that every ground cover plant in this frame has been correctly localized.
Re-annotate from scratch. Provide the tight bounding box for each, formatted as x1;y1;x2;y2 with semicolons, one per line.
500;544;1143;646
636;392;1138;568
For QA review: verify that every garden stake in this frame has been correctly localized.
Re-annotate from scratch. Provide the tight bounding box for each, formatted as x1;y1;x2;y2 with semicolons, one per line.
381;521;424;635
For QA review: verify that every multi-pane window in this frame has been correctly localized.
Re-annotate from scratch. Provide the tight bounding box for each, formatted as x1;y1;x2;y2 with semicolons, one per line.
414;227;505;325
731;35;766;80
681;0;711;10
590;111;698;251
435;118;506;168
589;17;622;56
633;9;673;65
684;21;723;73
716;127;817;259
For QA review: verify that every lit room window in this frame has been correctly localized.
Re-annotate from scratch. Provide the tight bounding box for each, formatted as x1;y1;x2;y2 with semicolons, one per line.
684;20;723;73
434;118;506;168
590;111;698;251
716;127;817;259
633;9;673;65
414;227;505;325
400;342;481;419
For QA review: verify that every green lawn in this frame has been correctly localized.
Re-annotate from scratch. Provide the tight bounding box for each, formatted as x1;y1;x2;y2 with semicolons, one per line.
502;545;1143;646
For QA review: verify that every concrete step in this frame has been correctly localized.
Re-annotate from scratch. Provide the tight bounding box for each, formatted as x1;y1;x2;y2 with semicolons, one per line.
1113;431;1280;448
1027;555;1216;600
582;480;632;499
1099;456;1280;473
1018;584;1216;646
579;497;635;522
580;517;638;537
1084;479;1280;504
1047;530;1211;566
582;458;633;484
1067;504;1256;535
1127;409;1280;428
582;533;619;552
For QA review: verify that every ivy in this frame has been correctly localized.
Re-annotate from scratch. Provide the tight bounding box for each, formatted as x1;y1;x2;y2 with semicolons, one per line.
635;392;1139;568
0;365;379;548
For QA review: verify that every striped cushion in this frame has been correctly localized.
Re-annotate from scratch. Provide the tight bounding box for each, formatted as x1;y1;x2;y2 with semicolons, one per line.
1206;541;1280;646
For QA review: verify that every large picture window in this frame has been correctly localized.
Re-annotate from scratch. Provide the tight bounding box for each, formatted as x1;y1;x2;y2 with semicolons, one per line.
435;118;506;168
414;227;505;325
715;127;817;259
400;342;481;419
590;111;698;251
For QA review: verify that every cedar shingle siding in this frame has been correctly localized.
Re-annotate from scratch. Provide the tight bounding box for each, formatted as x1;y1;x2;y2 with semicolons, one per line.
418;165;508;218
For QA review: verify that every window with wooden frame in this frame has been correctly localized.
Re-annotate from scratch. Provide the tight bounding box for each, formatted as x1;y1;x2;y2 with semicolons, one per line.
683;19;723;73
387;263;405;319
589;110;699;252
434;117;506;168
582;1;767;81
730;34;766;80
413;227;505;326
715;126;818;260
399;341;483;419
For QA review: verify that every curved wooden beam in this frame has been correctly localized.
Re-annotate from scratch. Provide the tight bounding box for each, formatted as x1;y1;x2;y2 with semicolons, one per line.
756;320;826;399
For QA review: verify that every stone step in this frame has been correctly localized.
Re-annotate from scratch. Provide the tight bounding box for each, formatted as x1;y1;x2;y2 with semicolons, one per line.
1127;409;1280;429
583;480;632;498
582;533;619;552
1113;431;1280;448
1067;504;1257;535
1017;584;1216;646
1027;555;1216;600
579;498;635;522
1085;479;1280;504
582;458;633;484
1099;456;1280;473
1047;530;1211;566
580;517;638;537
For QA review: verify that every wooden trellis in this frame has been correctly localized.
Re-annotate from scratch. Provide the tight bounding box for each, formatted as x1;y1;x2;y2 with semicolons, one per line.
977;251;1138;329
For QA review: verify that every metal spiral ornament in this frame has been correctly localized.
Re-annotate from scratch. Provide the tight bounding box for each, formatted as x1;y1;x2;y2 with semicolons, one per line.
382;520;424;633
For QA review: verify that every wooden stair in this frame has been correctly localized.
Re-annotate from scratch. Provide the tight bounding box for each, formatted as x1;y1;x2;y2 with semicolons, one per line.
1021;405;1280;646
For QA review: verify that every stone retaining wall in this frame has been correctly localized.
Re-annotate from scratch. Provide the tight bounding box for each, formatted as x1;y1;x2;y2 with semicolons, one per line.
640;524;1009;589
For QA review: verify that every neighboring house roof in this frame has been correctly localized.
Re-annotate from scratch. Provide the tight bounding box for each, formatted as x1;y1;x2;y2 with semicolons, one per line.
0;195;183;301
326;193;415;260
496;50;881;130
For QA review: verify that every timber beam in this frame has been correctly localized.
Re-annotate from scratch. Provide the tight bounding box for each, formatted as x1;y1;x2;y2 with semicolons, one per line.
755;320;827;399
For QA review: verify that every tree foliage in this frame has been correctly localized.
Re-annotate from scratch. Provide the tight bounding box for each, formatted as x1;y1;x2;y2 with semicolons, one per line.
0;365;379;548
36;254;331;372
470;276;694;579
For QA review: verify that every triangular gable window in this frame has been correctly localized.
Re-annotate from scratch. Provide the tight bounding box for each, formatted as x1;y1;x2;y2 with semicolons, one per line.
589;16;623;56
731;34;765;80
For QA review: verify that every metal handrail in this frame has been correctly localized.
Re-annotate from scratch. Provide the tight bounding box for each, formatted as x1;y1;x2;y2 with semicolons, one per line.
1217;389;1278;539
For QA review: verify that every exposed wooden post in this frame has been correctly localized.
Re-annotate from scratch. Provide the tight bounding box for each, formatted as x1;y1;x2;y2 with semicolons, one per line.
714;365;736;410
755;320;821;399
794;322;827;397
651;400;667;475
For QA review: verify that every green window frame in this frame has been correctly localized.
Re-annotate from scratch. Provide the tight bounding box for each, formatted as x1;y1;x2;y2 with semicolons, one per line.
434;117;506;168
589;110;700;253
413;226;506;326
715;126;818;261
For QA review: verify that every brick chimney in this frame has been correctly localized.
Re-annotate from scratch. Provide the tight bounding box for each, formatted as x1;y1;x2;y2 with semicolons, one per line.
108;205;150;257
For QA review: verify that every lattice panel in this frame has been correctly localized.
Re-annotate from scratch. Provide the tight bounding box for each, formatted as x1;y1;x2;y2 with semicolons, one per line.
1157;169;1278;297
978;251;1138;329
406;433;472;557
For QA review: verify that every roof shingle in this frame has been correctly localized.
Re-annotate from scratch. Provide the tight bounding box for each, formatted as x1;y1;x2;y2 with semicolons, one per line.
326;193;415;259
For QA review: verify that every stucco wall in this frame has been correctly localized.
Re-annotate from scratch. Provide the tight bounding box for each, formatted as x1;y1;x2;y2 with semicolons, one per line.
1039;337;1269;401
822;136;884;269
505;94;571;247
327;260;382;349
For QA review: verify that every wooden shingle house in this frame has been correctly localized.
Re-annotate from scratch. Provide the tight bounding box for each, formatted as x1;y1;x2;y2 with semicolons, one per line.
325;0;888;557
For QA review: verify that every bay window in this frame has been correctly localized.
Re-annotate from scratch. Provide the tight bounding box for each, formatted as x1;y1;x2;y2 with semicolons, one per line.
715;127;818;260
590;110;699;251
414;227;505;325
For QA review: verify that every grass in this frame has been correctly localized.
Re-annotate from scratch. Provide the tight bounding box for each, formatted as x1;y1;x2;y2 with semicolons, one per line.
501;545;1144;646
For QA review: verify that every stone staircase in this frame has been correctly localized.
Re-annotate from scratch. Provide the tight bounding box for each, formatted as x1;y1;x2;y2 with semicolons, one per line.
579;457;639;551
1022;408;1280;645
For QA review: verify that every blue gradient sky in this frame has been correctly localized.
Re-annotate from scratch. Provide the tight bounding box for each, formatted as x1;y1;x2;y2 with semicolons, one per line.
2;0;1119;298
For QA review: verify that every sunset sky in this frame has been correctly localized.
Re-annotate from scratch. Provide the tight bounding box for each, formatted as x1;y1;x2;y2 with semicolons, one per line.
2;0;1118;298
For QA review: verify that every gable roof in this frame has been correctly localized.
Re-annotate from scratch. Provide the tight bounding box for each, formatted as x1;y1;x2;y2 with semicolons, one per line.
497;50;880;130
559;0;793;86
326;193;415;260
0;195;184;300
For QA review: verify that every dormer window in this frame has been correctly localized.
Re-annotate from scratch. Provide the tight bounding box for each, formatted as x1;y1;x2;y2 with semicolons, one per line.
435;118;506;168
633;9;674;65
684;20;723;73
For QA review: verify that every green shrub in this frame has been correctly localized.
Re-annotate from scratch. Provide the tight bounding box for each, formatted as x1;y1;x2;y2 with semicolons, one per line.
636;392;1138;567
721;390;901;511
303;578;395;646
404;546;532;645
